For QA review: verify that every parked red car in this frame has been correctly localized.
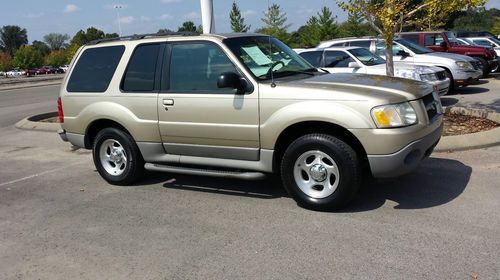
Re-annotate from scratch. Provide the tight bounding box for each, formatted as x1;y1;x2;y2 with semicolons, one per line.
399;31;499;76
25;69;38;76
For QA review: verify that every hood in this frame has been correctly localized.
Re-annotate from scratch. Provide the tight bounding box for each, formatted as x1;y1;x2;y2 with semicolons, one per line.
276;73;432;102
424;51;477;62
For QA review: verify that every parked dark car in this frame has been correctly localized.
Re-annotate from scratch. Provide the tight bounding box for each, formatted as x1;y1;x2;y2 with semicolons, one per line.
399;31;499;76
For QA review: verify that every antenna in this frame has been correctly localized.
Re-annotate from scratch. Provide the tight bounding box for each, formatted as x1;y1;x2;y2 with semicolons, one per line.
267;0;276;88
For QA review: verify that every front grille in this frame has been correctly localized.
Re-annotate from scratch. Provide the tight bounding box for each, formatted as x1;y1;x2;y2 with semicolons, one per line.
421;93;441;122
436;70;446;80
470;60;481;70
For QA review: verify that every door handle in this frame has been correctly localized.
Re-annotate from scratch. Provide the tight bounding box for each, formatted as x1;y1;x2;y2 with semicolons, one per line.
163;99;174;106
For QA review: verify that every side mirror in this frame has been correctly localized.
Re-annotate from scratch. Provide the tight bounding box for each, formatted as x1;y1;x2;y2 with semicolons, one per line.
439;41;448;49
348;62;361;68
217;72;249;93
397;50;410;57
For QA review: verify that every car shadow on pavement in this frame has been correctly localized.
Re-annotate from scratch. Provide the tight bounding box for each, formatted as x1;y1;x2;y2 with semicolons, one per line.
341;157;472;212
451;86;490;95
161;174;287;199
440;97;459;107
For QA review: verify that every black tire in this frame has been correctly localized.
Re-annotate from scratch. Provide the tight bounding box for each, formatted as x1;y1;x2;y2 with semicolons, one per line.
443;69;454;95
475;57;490;77
92;128;144;185
280;134;361;211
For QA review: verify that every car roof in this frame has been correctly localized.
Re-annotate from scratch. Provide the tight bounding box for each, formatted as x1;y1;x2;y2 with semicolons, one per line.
86;32;266;46
299;46;361;52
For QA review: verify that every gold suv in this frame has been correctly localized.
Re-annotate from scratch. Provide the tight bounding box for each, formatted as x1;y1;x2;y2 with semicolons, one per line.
58;33;443;210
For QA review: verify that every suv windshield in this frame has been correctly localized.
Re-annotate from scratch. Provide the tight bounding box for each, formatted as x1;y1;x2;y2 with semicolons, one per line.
395;39;434;54
224;36;317;80
348;48;385;65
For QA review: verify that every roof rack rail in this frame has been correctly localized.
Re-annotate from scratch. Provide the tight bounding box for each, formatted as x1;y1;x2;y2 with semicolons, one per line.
87;31;200;45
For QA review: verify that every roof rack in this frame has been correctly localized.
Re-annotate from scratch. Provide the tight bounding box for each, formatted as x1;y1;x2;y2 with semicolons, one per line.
87;31;200;45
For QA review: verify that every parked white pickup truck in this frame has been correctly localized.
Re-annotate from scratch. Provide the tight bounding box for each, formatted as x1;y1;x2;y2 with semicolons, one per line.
296;47;451;96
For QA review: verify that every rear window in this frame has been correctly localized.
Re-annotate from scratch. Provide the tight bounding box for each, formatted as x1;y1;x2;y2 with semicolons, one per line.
67;45;125;92
122;44;161;92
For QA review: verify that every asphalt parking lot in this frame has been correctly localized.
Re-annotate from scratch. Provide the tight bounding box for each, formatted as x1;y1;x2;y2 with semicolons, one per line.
0;76;499;279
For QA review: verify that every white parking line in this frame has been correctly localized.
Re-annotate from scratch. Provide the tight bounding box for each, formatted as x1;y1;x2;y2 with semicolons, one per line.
0;161;86;188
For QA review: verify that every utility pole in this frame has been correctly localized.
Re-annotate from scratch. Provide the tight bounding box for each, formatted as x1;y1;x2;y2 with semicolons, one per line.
200;0;215;34
114;5;123;36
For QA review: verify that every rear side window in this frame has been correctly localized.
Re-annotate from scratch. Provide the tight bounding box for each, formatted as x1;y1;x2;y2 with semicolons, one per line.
348;40;371;49
424;34;443;46
67;46;125;92
122;44;161;92
402;34;419;44
299;51;323;67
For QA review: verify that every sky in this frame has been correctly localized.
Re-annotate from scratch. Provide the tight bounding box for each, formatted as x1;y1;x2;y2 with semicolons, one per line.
0;0;499;43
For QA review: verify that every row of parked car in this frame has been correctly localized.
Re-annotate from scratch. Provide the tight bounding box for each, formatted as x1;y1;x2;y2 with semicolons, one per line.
295;30;499;96
1;65;69;77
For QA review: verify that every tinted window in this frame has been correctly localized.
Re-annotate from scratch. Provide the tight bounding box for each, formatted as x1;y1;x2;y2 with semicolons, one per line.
122;44;160;92
168;42;239;92
348;40;371;48
402;34;419;44
299;51;323;67
375;42;403;56
424;34;443;46
67;46;125;92
324;51;354;67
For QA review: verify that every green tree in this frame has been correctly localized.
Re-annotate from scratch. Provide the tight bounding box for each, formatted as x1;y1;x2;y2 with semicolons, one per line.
43;33;70;50
0;51;13;72
0;25;28;56
257;4;291;43
104;33;119;39
45;50;68;67
492;17;500;35
450;8;500;32
13;45;43;69
70;27;109;46
230;1;251;32
177;21;197;32
32;40;51;57
338;11;376;37
65;43;81;63
338;0;486;76
300;7;338;47
157;28;173;34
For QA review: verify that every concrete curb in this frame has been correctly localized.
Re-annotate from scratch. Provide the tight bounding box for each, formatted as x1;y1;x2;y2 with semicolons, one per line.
0;81;62;92
435;107;500;152
15;112;60;132
16;107;500;152
0;75;64;91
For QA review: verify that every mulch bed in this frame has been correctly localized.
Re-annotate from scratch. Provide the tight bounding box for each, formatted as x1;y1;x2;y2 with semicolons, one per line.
443;112;499;136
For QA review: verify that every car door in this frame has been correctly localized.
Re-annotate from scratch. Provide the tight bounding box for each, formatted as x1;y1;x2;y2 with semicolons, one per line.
323;50;364;74
157;41;260;161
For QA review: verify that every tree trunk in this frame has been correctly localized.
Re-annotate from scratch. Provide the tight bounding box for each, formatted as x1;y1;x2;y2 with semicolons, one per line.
385;38;394;77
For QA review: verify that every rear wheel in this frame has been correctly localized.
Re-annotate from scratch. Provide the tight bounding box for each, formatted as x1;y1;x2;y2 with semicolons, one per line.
92;128;144;185
280;134;361;211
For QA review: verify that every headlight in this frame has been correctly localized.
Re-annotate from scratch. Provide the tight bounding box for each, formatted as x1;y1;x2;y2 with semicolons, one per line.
371;102;417;128
394;69;420;80
420;73;438;82
456;61;473;70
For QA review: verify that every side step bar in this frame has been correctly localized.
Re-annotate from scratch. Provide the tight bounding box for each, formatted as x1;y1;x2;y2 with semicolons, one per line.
144;163;267;180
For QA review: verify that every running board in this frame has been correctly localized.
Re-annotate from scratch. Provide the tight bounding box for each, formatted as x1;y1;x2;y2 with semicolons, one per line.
144;163;267;180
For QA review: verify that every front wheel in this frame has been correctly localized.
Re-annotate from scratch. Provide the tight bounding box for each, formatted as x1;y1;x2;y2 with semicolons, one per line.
92;128;144;185
475;57;490;77
280;134;361;211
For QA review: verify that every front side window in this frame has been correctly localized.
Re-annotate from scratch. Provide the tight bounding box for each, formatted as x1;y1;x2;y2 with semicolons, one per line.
168;42;238;93
324;51;355;67
122;44;160;92
67;45;125;92
224;36;317;80
299;51;323;67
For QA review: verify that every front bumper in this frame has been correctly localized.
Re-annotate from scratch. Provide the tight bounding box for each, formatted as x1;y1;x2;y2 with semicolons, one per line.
367;123;443;178
452;69;482;87
429;78;450;96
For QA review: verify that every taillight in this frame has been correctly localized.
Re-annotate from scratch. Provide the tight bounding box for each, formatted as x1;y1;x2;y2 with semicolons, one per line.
57;97;64;123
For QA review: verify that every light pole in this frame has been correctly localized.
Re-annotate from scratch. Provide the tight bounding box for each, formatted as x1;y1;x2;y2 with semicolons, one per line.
200;0;215;34
114;5;123;37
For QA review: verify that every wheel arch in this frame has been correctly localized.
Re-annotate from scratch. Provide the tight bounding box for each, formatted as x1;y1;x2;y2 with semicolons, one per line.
272;121;369;174
84;119;133;149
